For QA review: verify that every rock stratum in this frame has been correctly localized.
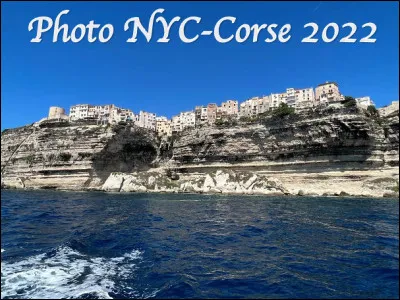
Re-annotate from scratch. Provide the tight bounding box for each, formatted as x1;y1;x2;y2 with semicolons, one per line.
1;106;399;198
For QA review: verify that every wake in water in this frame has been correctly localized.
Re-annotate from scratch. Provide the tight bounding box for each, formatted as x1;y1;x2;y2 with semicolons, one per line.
1;191;398;299
1;245;142;299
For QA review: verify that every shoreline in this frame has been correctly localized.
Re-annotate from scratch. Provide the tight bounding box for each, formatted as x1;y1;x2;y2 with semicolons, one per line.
2;185;398;199
2;109;398;200
2;166;398;199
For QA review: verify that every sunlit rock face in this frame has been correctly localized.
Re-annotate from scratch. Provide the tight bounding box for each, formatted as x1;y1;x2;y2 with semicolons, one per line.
1;122;159;190
171;107;398;169
1;106;399;197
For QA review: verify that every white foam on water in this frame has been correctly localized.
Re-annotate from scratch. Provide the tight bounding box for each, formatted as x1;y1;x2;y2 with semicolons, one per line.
0;246;142;299
1;249;4;253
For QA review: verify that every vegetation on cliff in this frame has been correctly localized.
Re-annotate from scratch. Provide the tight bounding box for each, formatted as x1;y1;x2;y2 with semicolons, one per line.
1;105;398;196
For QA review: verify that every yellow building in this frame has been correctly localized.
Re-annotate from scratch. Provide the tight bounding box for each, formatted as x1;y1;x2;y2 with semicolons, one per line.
221;100;239;116
315;81;341;104
156;116;172;137
48;106;68;120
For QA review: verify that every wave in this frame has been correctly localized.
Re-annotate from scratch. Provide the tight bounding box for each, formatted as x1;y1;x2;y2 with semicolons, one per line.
1;245;142;299
1;249;4;253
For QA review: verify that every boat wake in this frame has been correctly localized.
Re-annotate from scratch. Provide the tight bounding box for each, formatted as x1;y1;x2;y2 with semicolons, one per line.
1;245;142;299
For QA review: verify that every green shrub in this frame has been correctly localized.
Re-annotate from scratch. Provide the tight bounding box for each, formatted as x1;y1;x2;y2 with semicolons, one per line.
367;105;377;113
46;153;56;162
343;99;357;108
392;182;399;193
24;155;35;165
367;105;379;117
257;111;271;119
215;119;224;126
58;152;72;161
239;116;257;123
272;103;295;118
78;152;92;159
7;145;18;152
231;119;238;125
342;96;357;108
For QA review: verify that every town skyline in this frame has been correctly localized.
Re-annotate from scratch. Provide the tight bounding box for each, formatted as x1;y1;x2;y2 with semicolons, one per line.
2;2;398;130
49;79;398;113
2;78;398;132
43;79;394;119
35;80;399;139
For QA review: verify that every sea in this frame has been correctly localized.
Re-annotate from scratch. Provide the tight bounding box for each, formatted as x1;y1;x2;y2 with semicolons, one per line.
1;190;399;299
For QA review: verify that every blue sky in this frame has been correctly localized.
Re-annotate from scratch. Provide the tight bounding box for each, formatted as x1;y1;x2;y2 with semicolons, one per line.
1;1;399;129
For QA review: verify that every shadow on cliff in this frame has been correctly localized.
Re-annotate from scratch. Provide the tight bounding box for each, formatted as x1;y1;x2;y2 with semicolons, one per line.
171;107;398;171
91;125;158;181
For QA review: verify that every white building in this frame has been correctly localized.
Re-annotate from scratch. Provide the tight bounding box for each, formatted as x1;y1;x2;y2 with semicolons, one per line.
170;111;196;132
135;111;156;130
156;116;168;123
69;104;90;121
171;115;182;133
356;96;375;109
110;107;135;124
295;87;315;109
200;107;208;124
239;98;258;118
270;87;315;110
270;92;287;109
257;96;271;114
180;111;196;130
239;96;270;118
379;101;399;117
286;88;296;107
92;104;115;122
195;106;208;125
69;104;136;124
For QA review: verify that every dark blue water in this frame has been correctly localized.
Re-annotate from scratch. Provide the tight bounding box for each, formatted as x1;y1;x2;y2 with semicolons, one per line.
1;190;399;299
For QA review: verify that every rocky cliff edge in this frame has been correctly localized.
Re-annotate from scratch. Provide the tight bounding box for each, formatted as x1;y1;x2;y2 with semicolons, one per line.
1;107;399;197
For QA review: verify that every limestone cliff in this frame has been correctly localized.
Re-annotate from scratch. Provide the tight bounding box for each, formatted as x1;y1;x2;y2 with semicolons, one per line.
100;107;399;197
170;106;398;170
1;121;159;189
1;106;399;197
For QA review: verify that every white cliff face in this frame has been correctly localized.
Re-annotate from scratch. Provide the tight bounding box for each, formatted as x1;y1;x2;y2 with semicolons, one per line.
203;174;215;192
98;106;399;198
1;123;159;190
100;168;399;198
170;107;399;170
2;107;399;198
101;170;289;196
102;173;125;192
